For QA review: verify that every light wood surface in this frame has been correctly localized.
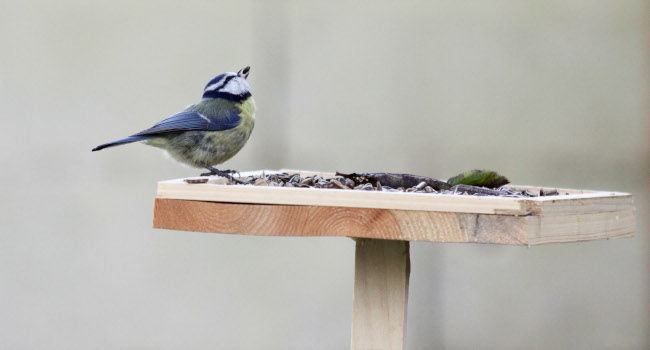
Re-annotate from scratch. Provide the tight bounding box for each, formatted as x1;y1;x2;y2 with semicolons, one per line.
351;239;410;350
153;198;634;245
157;178;532;215
154;170;635;245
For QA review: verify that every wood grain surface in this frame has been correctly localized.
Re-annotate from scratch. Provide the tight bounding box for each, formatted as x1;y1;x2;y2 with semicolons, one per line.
153;198;635;245
157;179;533;215
352;239;410;350
154;170;636;245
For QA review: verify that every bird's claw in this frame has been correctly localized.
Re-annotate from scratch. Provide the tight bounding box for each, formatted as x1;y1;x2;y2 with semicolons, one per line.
200;170;231;177
200;167;241;181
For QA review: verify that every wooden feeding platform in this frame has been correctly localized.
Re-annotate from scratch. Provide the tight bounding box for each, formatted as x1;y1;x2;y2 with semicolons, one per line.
152;170;635;350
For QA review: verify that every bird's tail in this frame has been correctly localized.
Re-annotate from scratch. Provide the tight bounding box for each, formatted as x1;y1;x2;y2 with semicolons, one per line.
92;135;151;151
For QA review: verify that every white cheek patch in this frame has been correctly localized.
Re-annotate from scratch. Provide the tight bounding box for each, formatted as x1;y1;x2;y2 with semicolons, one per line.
205;79;224;92
221;78;251;95
221;79;244;95
205;75;233;92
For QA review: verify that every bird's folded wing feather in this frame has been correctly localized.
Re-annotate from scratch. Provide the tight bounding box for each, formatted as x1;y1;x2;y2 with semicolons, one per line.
133;110;241;136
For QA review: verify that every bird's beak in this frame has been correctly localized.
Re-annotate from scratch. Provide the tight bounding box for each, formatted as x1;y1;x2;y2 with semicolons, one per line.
238;66;251;79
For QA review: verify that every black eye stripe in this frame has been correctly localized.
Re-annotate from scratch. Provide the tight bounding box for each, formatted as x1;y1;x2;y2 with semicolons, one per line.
205;74;237;91
210;75;236;91
205;74;226;87
219;75;236;89
202;74;250;100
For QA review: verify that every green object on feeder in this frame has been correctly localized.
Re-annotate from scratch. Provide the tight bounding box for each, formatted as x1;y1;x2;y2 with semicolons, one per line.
447;170;509;189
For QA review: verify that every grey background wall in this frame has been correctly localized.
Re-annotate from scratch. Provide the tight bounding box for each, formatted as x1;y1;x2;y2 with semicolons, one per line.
1;1;648;349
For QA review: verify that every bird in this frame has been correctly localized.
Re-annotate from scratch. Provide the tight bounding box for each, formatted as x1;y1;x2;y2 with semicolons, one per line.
92;66;255;177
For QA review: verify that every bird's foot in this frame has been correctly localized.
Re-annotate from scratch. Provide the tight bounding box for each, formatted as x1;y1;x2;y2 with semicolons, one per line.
200;167;241;181
200;167;232;177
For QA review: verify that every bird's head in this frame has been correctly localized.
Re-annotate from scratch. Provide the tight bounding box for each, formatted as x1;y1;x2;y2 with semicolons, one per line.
202;66;252;101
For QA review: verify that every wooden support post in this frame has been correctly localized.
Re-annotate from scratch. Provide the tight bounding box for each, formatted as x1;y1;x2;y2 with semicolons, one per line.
352;239;410;350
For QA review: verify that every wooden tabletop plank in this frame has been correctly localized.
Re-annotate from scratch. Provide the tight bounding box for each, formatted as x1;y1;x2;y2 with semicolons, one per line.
153;199;635;245
157;180;533;215
153;170;636;245
157;178;633;217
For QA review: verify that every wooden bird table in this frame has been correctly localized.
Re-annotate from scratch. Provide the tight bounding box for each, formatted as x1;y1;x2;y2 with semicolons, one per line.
152;170;635;350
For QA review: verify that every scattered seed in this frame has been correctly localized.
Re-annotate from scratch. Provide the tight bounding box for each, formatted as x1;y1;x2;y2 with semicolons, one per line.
342;178;355;188
359;183;374;191
253;178;269;186
187;171;554;198
540;188;559;196
300;178;314;186
414;181;427;190
330;179;350;189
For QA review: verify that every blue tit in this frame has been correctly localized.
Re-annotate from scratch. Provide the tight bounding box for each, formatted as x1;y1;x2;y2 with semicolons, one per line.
93;66;255;176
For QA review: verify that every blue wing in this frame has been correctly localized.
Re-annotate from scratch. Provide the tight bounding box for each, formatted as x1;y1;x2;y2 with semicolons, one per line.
92;110;241;151
134;110;241;136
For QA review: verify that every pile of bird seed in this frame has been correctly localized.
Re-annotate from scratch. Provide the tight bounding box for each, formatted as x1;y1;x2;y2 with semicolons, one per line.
184;172;564;198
